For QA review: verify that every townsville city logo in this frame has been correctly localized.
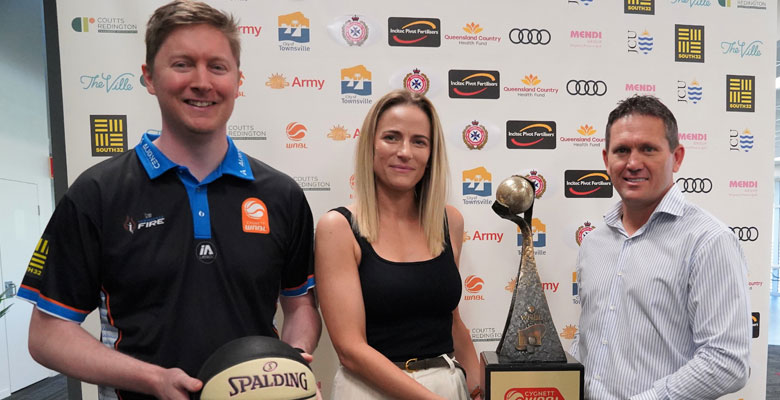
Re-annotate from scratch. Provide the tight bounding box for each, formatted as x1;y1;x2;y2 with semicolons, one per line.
278;12;311;51
90;115;127;156
625;0;655;14
462;167;493;204
675;25;704;63
726;75;754;112
564;170;613;198
341;65;373;104
448;70;500;99
506;121;556;149
388;17;441;47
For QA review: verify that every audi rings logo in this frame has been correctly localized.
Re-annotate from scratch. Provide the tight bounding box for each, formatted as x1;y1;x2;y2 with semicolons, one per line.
508;28;551;45
566;80;607;96
730;227;758;242
675;177;712;193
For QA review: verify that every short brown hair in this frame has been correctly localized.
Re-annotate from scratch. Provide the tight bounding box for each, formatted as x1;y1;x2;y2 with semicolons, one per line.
145;0;240;74
605;95;679;151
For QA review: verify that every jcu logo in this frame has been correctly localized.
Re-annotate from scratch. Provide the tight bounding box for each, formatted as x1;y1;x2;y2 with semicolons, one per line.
677;80;702;104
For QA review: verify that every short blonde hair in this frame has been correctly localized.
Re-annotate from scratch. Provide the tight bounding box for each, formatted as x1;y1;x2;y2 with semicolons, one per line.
354;89;450;256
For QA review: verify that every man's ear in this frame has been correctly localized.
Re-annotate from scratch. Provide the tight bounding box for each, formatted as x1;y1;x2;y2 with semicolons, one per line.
141;64;155;95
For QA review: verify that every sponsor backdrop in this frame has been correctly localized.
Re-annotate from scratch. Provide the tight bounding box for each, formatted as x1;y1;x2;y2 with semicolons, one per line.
52;0;774;398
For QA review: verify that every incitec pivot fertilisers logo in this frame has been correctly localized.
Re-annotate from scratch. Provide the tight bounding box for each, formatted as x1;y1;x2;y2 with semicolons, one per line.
448;70;500;99
726;75;754;112
506;121;556;149
505;388;564;400
71;16;137;34
675;25;705;63
564;170;613;198
90;115;127;156
625;0;655;14
388;17;440;47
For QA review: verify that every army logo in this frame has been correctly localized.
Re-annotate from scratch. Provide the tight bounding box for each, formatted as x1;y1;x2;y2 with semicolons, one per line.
524;170;547;199
403;68;429;95
462;120;488;150
327;125;351;141
575;221;595;246
342;16;368;46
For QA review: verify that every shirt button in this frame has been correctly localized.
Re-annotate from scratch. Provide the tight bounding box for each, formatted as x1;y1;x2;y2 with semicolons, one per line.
594;375;601;380
198;211;205;217
609;305;615;311
617;272;623;277
602;339;608;345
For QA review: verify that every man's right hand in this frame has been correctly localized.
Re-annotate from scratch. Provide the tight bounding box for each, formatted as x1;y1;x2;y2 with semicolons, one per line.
151;367;202;400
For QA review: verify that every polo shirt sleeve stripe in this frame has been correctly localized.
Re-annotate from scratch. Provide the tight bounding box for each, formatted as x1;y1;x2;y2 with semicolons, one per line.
281;274;315;297
17;284;90;323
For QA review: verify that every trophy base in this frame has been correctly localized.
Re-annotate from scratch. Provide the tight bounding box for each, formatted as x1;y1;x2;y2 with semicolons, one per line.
480;351;583;400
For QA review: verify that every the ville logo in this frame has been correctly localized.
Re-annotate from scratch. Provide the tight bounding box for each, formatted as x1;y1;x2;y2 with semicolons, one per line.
238;24;262;38
506;121;557;149
678;131;707;151
508;28;551;45
229;123;267;141
463;120;488;150
677;80;703;104
676;177;712;193
464;275;485;301
718;0;767;9
627;30;653;54
80;72;134;93
504;388;564;400
517;218;547;256
565;170;613;198
671;0;713;7
123;214;165;235
575;221;595;246
560;324;578;340
342;16;369;46
448;70;500;99
675;25;704;63
388;17;441;47
752;312;760;338
403;68;430;95
265;73;324;90
285;122;308;149
730;226;758;242
625;82;656;94
462;167;493;205
729;129;753;152
561;124;605;148
294;176;331;192
568;0;595;5
327;125;359;141
721;39;762;58
278;12;311;51
728;179;758;197
71;16;138;34
726;75;755;112
90;115;127;156
525;170;547;199
567;79;607;96
625;0;655;14
504;74;559;98
445;22;501;46
341;65;373;105
242;197;270;234
570;29;603;48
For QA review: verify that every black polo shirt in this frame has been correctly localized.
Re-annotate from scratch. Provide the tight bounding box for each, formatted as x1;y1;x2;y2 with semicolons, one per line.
19;133;314;398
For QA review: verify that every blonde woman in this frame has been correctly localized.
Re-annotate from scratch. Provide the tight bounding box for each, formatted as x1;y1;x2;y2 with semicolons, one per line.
315;90;482;399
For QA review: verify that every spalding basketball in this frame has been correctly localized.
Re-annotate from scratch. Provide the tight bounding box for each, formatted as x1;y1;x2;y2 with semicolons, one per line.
196;336;316;400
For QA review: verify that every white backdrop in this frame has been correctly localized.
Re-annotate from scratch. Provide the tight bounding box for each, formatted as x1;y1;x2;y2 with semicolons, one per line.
52;0;775;398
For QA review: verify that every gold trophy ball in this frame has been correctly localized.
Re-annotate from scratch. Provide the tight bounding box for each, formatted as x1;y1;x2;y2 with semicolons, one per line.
496;175;534;215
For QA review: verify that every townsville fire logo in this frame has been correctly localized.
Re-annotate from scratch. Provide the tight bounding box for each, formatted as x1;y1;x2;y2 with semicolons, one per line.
342;16;368;46
524;170;547;199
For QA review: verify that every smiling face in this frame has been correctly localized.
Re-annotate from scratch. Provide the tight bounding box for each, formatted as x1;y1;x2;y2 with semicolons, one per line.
603;114;685;213
142;24;240;138
372;104;432;195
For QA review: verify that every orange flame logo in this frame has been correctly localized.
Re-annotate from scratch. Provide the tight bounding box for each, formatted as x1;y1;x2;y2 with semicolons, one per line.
463;22;483;34
521;74;541;86
577;125;596;136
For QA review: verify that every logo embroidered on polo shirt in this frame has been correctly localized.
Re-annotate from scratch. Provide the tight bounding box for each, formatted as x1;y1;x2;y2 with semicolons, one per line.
242;198;270;234
196;241;217;264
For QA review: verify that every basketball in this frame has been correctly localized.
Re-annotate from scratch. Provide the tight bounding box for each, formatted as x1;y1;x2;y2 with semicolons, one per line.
196;336;316;400
285;122;307;141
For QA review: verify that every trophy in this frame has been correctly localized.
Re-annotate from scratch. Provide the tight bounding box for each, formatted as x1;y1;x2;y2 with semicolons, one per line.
479;176;583;399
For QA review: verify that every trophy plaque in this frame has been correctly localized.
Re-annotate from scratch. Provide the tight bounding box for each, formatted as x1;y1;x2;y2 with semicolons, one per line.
479;176;583;400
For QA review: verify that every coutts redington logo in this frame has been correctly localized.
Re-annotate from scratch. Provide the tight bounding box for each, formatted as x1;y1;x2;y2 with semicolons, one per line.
388;17;441;47
506;121;556;149
448;70;500;99
505;387;564;400
565;170;613;198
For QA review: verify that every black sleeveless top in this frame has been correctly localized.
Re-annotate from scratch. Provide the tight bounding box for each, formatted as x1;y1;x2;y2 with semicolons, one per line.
332;207;462;362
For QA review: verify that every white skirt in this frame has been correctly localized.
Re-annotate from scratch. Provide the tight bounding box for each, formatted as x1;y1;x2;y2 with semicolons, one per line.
331;356;469;399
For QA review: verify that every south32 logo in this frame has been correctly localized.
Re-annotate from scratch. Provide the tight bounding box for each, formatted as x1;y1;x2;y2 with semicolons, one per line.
567;79;607;96
675;177;712;193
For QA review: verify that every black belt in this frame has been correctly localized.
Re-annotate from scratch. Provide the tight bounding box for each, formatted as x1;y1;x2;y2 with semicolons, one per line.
393;353;465;376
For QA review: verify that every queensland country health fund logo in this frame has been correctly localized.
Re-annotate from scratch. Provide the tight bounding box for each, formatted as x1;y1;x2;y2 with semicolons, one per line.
675;25;704;63
388;17;440;47
448;70;500;99
341;65;372;105
726;75;754;112
462;167;492;205
90;115;127;156
565;170;613;198
506;121;556;149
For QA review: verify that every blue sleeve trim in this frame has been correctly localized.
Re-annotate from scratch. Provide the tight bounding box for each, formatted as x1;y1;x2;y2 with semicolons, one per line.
281;276;316;297
17;287;88;323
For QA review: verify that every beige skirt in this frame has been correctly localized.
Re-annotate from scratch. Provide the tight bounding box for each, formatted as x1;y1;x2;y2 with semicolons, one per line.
330;355;469;399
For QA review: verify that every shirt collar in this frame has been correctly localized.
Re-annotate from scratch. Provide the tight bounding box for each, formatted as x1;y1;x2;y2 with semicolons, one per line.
134;133;254;181
604;184;686;229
